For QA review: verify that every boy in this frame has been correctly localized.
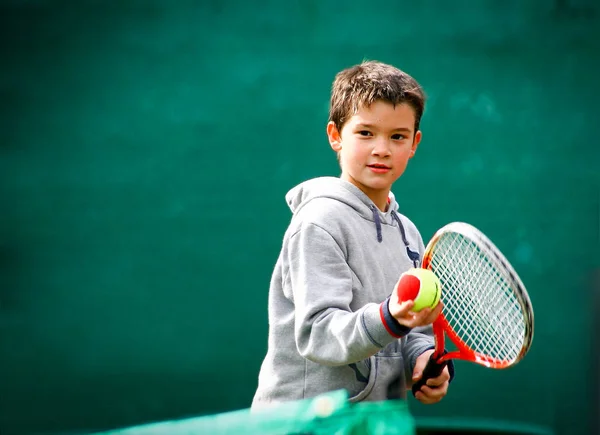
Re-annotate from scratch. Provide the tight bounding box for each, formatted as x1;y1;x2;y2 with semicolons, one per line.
252;61;453;408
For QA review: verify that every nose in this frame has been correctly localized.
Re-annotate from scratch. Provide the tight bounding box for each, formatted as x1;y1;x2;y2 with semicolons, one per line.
371;138;391;157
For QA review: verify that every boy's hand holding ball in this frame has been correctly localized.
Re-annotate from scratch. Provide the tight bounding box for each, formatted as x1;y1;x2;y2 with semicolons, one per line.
390;268;443;328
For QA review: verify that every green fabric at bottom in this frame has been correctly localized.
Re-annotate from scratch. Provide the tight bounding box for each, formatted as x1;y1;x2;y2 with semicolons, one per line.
91;390;415;435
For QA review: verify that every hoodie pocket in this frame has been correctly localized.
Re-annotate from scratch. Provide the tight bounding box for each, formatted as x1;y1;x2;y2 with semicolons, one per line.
348;341;405;403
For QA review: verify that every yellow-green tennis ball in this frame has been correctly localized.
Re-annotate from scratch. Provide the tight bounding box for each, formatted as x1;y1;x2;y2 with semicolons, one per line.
396;268;442;312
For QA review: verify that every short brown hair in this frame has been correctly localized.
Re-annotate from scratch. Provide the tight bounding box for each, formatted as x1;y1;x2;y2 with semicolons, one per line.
329;61;426;132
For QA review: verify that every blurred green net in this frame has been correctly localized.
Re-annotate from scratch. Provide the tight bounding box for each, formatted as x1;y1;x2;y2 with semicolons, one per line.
90;389;415;435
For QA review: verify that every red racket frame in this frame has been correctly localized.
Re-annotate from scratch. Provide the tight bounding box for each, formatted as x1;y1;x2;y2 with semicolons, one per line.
411;222;534;396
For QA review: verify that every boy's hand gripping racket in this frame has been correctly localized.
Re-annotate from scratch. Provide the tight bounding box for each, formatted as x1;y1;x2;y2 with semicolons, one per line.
411;222;534;396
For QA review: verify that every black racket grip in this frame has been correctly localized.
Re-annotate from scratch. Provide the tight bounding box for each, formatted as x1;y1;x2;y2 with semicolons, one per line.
411;355;448;397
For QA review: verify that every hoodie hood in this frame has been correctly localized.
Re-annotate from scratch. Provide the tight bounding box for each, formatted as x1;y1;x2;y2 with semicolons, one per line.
285;177;416;253
286;177;398;220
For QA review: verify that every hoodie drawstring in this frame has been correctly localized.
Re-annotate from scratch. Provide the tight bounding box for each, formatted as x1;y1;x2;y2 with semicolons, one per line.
370;205;383;243
391;210;421;268
370;206;420;267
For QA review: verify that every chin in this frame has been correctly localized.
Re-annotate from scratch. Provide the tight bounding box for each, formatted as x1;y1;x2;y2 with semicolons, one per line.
363;181;392;191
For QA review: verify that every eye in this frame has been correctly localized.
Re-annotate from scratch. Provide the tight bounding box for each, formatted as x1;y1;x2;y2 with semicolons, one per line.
358;130;372;137
391;133;406;140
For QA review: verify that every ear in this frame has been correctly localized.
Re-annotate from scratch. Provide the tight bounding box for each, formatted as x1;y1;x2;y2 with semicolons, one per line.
327;121;342;152
409;130;422;158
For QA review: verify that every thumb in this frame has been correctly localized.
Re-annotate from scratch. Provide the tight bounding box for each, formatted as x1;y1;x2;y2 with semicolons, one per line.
412;350;434;380
397;299;415;315
412;362;424;381
412;367;422;381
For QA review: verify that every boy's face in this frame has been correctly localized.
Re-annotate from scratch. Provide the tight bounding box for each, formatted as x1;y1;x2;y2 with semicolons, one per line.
327;101;421;206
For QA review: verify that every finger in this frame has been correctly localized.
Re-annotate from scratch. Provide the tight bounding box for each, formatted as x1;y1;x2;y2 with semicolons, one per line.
415;309;439;327
408;306;432;322
422;383;449;397
409;303;442;327
426;376;449;388
410;304;431;315
391;301;421;325
414;389;441;405
404;304;440;328
418;384;447;404
426;368;451;387
397;300;416;315
422;302;443;324
412;350;435;381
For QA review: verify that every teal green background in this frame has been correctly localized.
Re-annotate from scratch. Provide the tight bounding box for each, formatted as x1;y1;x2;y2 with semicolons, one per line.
1;1;598;434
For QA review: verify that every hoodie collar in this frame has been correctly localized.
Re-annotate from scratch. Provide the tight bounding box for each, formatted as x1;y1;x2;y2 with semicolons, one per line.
286;177;419;264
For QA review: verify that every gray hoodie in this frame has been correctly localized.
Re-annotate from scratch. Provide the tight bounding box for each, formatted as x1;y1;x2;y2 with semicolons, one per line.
252;177;435;407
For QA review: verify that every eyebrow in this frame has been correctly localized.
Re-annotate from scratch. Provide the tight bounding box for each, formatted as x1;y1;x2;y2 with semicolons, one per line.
355;123;412;133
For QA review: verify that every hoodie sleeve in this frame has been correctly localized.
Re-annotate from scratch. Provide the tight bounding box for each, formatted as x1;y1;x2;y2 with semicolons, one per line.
285;222;401;366
402;325;435;375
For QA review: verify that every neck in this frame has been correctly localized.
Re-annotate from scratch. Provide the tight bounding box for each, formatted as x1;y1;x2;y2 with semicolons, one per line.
372;195;389;212
340;175;390;212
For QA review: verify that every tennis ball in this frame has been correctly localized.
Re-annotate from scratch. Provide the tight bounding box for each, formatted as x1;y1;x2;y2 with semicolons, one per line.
396;268;441;312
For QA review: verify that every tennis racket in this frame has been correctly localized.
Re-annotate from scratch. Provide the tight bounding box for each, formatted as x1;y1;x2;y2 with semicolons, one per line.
411;222;534;396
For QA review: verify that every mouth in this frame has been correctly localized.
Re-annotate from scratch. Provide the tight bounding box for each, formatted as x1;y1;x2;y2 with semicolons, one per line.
367;163;391;174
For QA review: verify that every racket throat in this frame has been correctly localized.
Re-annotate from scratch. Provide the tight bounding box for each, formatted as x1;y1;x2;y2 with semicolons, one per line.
432;324;446;361
432;351;445;364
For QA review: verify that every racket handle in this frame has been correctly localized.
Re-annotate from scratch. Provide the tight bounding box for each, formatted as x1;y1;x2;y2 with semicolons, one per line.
411;355;448;397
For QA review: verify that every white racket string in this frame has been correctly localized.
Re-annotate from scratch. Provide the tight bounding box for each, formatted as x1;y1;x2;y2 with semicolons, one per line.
429;232;526;363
